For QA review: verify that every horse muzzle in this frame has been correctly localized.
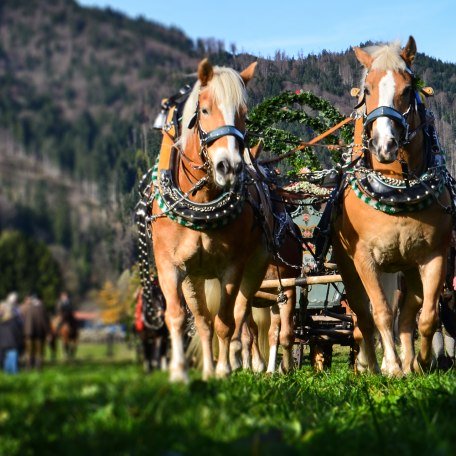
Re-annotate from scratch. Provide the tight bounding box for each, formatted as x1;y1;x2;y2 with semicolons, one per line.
213;157;244;188
368;135;399;164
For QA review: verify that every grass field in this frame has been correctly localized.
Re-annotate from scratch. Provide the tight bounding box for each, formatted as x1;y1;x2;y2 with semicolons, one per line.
0;343;455;456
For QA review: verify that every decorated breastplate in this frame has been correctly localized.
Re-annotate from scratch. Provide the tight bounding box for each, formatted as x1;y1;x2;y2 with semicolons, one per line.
349;165;446;214
152;161;246;231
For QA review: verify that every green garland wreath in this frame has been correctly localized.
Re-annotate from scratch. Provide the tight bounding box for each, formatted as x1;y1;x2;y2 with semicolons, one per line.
247;91;353;173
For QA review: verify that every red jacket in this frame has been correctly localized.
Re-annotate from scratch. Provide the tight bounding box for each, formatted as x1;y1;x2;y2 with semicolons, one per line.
134;292;144;332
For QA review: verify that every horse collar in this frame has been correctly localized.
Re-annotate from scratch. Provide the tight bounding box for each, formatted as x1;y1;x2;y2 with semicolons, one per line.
152;159;247;231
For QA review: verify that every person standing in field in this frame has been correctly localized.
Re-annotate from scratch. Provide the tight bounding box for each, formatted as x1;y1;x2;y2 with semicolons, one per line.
0;292;23;374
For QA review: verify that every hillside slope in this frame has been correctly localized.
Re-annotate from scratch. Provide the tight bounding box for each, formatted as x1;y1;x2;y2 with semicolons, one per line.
1;0;455;296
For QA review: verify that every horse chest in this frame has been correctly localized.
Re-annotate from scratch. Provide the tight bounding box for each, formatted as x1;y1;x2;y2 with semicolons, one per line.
174;231;240;272
368;221;436;268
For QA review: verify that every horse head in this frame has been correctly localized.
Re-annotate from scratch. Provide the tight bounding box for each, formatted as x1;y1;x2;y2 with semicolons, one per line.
181;59;257;188
354;36;418;164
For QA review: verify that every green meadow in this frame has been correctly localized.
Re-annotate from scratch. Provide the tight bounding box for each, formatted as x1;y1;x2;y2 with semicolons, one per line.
0;345;455;456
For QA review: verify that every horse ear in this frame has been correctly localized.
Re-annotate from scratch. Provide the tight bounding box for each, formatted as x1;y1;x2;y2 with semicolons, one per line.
354;46;373;69
250;140;263;158
240;61;257;86
401;36;417;66
198;58;214;86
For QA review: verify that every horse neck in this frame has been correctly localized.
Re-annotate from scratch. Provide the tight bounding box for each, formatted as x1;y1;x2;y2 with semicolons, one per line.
177;132;220;202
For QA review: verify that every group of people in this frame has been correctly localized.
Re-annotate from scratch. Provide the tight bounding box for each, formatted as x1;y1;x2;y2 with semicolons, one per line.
0;291;75;374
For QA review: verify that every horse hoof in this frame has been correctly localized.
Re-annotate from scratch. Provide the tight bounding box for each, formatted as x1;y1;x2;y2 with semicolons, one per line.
279;361;294;375
202;370;215;381
381;365;403;378
169;369;189;384
252;359;266;373
215;364;231;378
355;359;368;374
412;355;434;374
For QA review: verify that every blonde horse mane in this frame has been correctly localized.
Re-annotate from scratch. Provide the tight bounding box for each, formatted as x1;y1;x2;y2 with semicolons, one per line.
180;66;248;149
357;40;407;114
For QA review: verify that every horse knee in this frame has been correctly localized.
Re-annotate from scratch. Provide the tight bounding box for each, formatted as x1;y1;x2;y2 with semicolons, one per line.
215;315;235;340
418;309;438;338
372;307;393;329
279;328;294;349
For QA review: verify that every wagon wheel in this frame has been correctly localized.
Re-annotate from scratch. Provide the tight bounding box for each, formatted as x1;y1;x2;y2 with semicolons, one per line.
292;341;306;369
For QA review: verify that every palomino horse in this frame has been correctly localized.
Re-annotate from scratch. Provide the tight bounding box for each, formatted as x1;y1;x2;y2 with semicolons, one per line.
151;59;271;382
133;287;169;372
332;37;453;375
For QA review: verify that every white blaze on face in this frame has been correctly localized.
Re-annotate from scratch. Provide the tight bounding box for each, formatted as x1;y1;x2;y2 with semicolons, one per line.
375;70;396;149
212;101;242;187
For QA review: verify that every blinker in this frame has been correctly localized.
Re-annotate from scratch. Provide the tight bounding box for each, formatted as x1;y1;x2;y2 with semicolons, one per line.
188;112;198;129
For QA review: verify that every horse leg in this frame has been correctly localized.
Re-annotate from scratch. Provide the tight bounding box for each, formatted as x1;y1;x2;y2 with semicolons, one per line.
241;315;253;370
353;252;402;376
24;338;31;369
216;272;243;378
398;269;422;374
251;307;269;373
159;265;188;383
278;287;295;373
143;336;152;372
332;240;379;373
181;276;215;380
267;305;280;373
230;293;247;372
35;339;44;369
413;255;446;372
230;248;269;371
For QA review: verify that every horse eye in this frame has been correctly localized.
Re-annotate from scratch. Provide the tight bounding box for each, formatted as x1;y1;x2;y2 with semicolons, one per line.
364;87;370;96
201;107;209;115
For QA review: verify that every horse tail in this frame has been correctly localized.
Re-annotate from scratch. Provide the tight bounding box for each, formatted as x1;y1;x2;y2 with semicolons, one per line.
185;279;221;368
252;306;271;360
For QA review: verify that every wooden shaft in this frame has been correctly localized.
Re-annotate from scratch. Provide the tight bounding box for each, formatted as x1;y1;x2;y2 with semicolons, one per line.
260;274;343;289
253;290;278;303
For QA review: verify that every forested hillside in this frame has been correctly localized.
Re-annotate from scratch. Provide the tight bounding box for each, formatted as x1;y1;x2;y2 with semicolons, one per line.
1;0;455;299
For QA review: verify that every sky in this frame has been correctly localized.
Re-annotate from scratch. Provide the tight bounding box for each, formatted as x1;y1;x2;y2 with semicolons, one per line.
77;0;456;63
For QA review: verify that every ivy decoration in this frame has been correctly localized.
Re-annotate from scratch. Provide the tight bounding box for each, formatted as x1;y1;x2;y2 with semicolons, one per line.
247;91;354;173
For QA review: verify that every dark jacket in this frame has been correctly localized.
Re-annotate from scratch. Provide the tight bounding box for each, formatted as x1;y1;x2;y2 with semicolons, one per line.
0;313;23;351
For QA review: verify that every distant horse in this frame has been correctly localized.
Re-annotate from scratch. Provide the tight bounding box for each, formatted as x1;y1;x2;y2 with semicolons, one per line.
20;296;51;369
332;37;453;375
134;287;169;372
50;315;78;361
151;59;274;382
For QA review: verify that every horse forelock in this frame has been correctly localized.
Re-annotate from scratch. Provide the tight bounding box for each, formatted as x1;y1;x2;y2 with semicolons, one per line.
180;66;247;149
365;41;406;72
357;41;407;115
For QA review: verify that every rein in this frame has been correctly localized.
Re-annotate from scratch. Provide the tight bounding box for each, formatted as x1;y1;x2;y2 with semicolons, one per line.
259;116;355;165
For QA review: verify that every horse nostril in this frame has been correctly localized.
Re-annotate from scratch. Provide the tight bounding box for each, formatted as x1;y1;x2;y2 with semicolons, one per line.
386;137;398;152
216;160;230;176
